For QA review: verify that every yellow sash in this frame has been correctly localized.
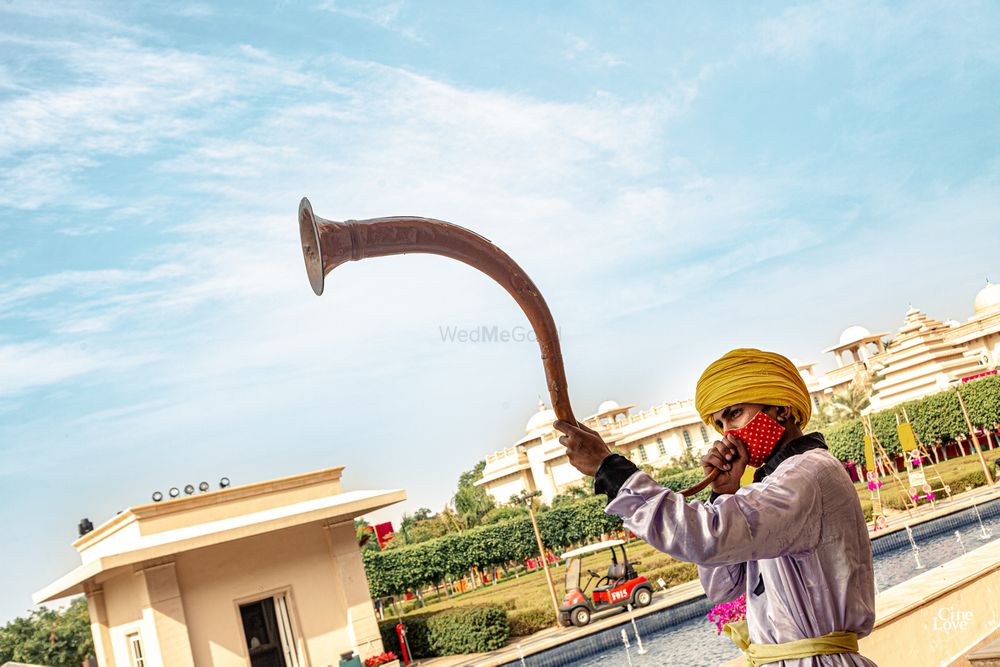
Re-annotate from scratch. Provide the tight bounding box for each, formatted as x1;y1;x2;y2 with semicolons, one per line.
723;620;859;667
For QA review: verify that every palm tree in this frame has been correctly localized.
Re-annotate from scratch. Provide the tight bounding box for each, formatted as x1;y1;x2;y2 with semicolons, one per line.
437;506;467;533
806;400;836;432
830;373;872;420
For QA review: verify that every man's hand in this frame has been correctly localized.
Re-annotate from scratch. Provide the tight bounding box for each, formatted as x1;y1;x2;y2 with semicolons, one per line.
702;433;750;495
553;420;612;476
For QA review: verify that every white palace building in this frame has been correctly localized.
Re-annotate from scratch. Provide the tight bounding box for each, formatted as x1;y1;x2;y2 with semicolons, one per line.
475;281;1000;504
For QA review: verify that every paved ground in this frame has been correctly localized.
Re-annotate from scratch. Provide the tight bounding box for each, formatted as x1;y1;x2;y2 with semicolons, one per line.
413;481;1000;667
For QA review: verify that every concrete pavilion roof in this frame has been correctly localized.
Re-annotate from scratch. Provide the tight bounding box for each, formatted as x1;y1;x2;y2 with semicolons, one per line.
34;466;404;604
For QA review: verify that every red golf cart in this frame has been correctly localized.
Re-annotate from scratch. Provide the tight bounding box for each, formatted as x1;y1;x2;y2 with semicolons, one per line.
558;539;654;627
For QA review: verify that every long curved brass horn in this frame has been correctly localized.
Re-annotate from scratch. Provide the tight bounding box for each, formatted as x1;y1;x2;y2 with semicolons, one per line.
297;197;718;497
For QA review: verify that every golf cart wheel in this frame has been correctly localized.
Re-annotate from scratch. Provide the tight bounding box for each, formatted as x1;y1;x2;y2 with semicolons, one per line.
633;587;653;608
571;607;591;627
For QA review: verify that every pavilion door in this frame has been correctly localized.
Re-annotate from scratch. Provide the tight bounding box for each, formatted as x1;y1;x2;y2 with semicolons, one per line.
274;594;300;667
239;594;300;667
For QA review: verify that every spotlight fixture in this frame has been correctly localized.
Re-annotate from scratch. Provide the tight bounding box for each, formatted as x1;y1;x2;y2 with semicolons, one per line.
219;477;231;489
184;484;195;495
152;491;164;502
198;481;210;492
78;518;94;537
169;487;180;498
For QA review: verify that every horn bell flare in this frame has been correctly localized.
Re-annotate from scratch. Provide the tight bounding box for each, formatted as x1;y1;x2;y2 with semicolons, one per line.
298;197;325;295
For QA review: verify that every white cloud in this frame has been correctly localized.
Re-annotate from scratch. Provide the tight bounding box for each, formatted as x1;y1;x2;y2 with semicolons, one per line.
316;0;425;43
0;29;806;409
0;342;101;395
562;33;625;68
171;4;214;18
0;153;105;210
752;0;1000;70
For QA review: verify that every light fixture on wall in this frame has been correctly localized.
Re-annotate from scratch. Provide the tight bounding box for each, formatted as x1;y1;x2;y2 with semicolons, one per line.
184;484;195;495
152;491;164;502
169;487;180;498
198;481;210;492
219;477;231;489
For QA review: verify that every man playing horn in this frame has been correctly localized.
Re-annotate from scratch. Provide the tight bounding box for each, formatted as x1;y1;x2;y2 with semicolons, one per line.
554;348;875;666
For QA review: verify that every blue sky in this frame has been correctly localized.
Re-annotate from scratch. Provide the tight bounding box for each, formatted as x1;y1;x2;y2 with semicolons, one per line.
2;0;999;622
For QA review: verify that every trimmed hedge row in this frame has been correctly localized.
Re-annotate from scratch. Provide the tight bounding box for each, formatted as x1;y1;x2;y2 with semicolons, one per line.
824;376;1000;463
364;496;622;598
507;608;551;637
656;467;712;501
378;605;509;657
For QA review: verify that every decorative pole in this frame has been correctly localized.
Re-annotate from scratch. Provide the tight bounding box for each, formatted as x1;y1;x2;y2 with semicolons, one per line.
515;489;560;622
952;382;995;486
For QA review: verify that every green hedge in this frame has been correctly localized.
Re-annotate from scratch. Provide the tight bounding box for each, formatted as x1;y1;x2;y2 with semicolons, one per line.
824;376;1000;463
645;560;699;588
507;608;552;637
379;612;433;658
364;496;622;598
378;605;509;657
655;468;711;502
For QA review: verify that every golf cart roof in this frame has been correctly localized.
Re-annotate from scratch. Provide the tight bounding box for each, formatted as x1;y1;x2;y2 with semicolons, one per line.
560;539;625;559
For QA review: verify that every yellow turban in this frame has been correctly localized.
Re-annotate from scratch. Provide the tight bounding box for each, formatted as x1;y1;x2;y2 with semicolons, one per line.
695;348;812;433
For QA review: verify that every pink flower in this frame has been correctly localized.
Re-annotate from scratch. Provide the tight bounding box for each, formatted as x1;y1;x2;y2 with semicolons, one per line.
707;594;747;634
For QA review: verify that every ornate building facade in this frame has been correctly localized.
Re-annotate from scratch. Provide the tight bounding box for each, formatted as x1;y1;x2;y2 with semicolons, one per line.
474;281;1000;504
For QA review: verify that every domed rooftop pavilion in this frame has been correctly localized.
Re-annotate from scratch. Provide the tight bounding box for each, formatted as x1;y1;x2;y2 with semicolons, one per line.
823;324;890;368
973;280;1000;315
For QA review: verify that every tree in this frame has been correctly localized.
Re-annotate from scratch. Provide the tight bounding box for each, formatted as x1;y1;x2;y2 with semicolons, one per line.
830;373;871;421
354;518;380;553
362;496;623;598
806;399;836;432
479;504;529;525
550;479;592;506
452;460;495;528
436;506;467;533
0;597;93;667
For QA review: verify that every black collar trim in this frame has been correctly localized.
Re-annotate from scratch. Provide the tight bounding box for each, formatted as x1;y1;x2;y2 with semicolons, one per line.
753;431;829;483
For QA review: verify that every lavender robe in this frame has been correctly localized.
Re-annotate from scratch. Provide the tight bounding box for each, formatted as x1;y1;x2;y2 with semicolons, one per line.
605;448;877;666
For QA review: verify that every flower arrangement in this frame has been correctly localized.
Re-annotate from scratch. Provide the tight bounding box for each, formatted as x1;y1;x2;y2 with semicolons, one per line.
707;594;747;634
364;651;399;666
867;479;882;491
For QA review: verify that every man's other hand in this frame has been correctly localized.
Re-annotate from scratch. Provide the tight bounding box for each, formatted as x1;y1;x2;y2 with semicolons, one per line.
702;433;750;495
553;420;612;476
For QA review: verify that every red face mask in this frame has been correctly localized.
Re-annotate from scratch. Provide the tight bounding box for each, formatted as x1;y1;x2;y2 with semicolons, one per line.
725;410;786;468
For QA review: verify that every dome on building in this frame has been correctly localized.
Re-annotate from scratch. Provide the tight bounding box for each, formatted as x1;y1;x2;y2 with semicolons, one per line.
597;399;620;414
839;325;872;346
974;281;1000;314
525;398;556;433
